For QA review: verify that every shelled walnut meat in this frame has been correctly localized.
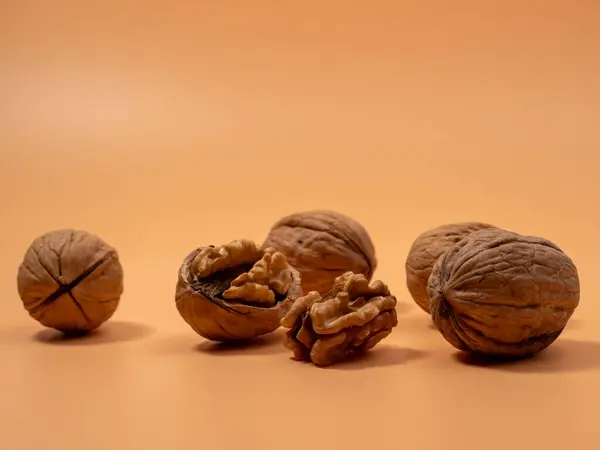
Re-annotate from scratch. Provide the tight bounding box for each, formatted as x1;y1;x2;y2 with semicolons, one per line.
427;228;580;358
16;229;124;333
405;222;495;313
175;239;303;341
262;210;377;295
281;271;398;366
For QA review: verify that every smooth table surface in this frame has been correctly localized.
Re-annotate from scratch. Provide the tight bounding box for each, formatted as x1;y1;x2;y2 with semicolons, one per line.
2;2;600;450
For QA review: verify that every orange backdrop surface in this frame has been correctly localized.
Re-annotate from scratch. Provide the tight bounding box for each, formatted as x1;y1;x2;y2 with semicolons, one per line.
1;2;600;450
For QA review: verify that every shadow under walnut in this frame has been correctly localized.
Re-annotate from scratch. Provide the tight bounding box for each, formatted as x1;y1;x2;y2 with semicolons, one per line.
33;320;154;345
175;239;303;342
281;271;398;367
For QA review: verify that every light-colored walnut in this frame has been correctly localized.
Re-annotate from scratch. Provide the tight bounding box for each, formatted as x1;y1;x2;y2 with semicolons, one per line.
427;228;580;358
405;222;495;313
281;272;397;366
175;239;303;341
17;229;123;333
262;210;377;295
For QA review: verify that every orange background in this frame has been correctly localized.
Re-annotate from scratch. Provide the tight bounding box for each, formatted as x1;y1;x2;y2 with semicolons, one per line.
1;2;599;449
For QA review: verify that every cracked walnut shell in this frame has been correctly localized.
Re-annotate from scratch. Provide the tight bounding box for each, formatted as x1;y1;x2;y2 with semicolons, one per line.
281;272;398;366
175;239;303;341
405;222;495;313
17;229;124;333
262;210;377;295
427;228;580;358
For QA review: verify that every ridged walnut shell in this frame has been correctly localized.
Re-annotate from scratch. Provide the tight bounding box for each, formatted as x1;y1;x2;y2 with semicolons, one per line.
406;222;495;313
427;228;580;358
262;210;377;295
17;229;124;333
175;239;303;341
281;271;398;366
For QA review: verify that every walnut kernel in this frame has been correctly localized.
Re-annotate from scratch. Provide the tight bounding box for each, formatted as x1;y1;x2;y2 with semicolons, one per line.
427;228;580;358
405;222;495;313
262;210;377;295
281;272;398;366
175;239;303;341
17;229;124;333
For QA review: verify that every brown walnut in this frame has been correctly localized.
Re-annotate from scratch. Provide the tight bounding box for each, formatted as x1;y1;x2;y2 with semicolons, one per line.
262;210;377;295
281;271;398;366
427;228;580;358
405;222;495;313
17;229;124;333
175;239;303;342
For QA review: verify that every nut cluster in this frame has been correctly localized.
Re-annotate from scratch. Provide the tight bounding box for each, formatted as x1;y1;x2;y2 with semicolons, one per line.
15;210;582;369
281;272;398;366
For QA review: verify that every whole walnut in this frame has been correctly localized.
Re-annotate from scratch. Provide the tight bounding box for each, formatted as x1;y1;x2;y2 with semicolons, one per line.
405;222;495;313
281;271;398;366
262;210;377;295
175;239;303;341
17;229;124;333
427;228;580;358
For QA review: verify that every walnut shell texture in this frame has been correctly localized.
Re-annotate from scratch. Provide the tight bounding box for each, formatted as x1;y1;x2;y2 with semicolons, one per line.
262;210;377;295
281;271;398;366
16;229;124;333
427;228;580;358
175;239;303;342
405;222;495;313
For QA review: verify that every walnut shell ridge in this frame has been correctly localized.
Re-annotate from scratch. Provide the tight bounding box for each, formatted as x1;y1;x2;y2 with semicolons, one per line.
405;222;495;313
17;229;124;333
175;239;303;342
427;228;580;358
281;271;398;366
262;210;377;295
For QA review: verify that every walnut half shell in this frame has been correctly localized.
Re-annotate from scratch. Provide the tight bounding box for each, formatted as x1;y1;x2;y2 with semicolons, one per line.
175;239;303;342
428;228;580;358
281;272;398;366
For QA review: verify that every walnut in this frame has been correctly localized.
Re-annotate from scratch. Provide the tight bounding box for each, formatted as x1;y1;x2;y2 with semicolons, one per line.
175;239;303;341
427;228;580;358
262;210;377;295
281;271;398;366
16;229;124;333
405;222;495;313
